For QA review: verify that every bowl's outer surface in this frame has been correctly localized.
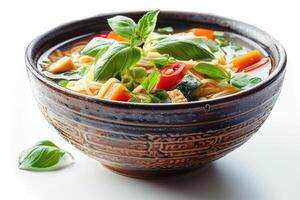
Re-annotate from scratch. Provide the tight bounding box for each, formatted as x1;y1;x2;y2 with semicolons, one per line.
26;11;286;178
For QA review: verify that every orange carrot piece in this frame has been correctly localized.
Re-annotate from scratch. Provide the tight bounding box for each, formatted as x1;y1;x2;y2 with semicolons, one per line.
107;31;129;42
188;28;214;40
107;83;132;101
243;58;270;72
231;50;264;72
48;56;75;74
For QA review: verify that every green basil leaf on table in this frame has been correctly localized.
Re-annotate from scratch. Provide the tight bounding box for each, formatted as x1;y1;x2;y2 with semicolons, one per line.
153;37;215;60
131;10;160;46
194;63;229;80
141;69;160;92
107;16;137;39
94;43;141;81
231;73;262;89
81;37;116;57
18;140;74;171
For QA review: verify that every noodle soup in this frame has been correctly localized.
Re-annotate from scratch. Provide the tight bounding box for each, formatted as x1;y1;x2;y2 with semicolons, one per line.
38;10;272;103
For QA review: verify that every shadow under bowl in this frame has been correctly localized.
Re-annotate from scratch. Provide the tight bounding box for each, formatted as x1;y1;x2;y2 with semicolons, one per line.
25;11;286;178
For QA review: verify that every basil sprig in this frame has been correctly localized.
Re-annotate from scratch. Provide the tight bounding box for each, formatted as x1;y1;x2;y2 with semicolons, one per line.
108;10;160;46
153;37;215;61
18;140;74;171
81;10;160;82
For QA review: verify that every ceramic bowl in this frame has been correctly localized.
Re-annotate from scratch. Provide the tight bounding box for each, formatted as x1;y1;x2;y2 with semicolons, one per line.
25;11;286;178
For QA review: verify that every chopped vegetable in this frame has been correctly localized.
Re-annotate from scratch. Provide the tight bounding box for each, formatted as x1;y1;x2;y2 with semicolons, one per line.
231;50;264;72
47;56;76;74
107;31;129;42
188;28;214;40
155;63;186;90
167;89;188;103
157;26;174;34
104;82;132;101
174;74;202;98
243;58;270;72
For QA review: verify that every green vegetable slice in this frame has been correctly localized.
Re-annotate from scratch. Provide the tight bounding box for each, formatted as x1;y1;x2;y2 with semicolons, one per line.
174;74;202;98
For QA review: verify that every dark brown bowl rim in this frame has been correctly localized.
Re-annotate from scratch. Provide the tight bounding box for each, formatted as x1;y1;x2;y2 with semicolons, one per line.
25;10;287;109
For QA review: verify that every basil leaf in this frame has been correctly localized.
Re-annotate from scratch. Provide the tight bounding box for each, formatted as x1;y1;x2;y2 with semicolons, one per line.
94;43;141;81
107;16;137;39
153;37;215;60
43;67;87;81
194;63;229;79
81;37;115;57
157;26;174;34
130;66;147;83
18;140;74;171
132;10;160;46
149;90;171;103
141;69;160;92
231;73;262;89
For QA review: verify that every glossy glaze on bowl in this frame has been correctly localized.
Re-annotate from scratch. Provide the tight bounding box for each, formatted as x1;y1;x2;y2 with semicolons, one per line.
25;11;286;178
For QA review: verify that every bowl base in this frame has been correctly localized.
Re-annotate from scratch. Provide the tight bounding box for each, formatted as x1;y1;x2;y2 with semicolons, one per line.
101;164;201;179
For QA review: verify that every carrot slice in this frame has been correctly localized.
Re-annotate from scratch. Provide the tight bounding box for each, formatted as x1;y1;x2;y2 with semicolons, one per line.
105;83;132;101
231;50;264;72
107;31;129;42
47;56;75;74
243;58;270;72
188;28;214;40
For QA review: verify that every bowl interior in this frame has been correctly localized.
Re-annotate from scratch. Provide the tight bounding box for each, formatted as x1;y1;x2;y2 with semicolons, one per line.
25;11;286;108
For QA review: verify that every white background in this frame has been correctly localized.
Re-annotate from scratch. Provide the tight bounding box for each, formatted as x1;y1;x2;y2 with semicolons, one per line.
1;0;299;199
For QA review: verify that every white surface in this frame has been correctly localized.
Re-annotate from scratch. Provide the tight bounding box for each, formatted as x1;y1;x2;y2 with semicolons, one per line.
1;1;300;199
